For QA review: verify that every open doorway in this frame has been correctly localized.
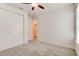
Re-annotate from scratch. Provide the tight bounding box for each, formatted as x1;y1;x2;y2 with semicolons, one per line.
32;19;38;40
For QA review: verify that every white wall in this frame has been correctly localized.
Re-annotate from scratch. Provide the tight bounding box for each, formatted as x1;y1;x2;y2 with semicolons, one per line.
38;4;75;49
75;3;79;56
27;15;32;40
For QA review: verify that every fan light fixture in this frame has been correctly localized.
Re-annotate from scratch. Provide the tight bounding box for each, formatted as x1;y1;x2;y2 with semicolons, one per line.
32;3;38;7
22;3;45;11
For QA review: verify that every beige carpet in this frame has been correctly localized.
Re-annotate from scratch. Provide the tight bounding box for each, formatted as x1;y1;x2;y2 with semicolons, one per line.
0;41;77;56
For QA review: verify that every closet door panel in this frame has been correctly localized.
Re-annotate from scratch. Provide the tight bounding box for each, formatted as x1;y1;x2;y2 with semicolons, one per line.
0;9;23;51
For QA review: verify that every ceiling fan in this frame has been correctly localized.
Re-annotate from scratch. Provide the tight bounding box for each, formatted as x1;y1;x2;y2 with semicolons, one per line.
22;3;45;11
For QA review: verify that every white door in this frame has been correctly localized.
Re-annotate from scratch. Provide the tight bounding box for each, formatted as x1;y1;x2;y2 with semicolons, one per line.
0;9;23;51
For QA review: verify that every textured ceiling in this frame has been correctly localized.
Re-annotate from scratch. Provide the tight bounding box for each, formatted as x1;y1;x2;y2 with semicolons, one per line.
8;3;72;17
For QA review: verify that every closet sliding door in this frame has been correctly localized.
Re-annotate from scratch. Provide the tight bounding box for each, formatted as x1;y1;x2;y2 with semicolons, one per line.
0;9;23;51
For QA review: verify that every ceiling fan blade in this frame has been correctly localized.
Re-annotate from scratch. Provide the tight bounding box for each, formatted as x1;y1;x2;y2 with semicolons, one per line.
32;7;35;10
38;5;45;9
22;3;31;4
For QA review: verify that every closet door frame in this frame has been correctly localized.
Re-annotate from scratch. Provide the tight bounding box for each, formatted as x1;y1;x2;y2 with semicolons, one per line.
0;4;28;44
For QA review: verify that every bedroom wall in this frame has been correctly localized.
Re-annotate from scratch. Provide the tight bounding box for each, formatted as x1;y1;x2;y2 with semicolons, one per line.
38;4;75;49
75;3;79;56
27;15;32;41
